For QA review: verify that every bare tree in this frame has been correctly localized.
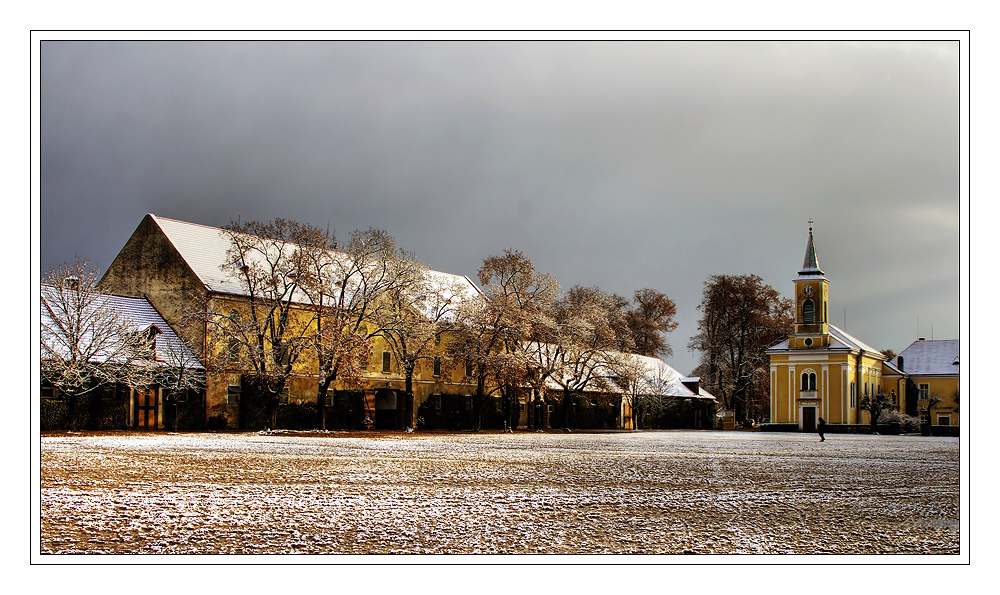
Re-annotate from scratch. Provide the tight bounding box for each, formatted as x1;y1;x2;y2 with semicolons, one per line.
40;259;153;431
859;390;893;434
546;286;624;429
376;268;468;430
450;250;558;431
608;353;681;429
147;325;205;432
626;288;679;358
689;274;793;426
297;228;419;430
201;220;316;430
920;394;944;435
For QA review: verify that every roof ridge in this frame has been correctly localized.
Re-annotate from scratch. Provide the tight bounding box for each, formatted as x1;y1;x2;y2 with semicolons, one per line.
41;282;156;302
150;213;226;231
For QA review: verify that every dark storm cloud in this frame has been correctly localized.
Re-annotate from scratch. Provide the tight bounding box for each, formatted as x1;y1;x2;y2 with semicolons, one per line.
40;40;959;373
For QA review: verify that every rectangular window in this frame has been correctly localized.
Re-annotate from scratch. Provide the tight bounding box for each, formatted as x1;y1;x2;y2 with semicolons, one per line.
382;352;391;373
433;357;442;377
937;415;951;426
465;362;474;377
919;383;930;400
226;374;241;404
41;384;57;400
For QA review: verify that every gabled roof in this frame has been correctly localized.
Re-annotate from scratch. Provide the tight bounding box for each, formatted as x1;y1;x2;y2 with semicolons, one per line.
896;339;960;376
535;348;715;401
827;325;882;355
40;284;202;368
767;324;883;356
150;214;482;307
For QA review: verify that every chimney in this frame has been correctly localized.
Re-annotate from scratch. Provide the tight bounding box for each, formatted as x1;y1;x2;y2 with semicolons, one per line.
897;356;904;371
64;276;80;291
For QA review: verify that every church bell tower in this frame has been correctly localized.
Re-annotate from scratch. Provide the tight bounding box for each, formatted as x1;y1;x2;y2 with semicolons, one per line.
791;220;830;349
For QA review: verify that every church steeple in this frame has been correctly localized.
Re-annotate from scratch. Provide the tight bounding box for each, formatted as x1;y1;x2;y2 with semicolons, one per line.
799;219;824;276
792;220;830;349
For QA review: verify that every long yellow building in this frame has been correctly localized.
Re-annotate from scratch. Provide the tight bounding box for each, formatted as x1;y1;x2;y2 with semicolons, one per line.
98;214;485;430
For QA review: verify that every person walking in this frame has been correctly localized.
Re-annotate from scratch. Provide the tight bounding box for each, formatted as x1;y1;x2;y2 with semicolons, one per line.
818;417;826;442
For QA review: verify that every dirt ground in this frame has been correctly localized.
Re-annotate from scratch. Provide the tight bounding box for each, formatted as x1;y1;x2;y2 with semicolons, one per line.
39;430;960;555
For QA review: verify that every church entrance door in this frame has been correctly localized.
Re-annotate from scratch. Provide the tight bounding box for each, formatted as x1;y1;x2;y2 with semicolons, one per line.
802;406;816;432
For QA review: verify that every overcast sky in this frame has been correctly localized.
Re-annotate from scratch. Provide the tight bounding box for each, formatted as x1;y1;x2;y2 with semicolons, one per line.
39;40;959;374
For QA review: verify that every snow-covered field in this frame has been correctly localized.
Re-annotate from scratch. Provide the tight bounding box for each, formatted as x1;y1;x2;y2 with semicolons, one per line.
39;430;959;555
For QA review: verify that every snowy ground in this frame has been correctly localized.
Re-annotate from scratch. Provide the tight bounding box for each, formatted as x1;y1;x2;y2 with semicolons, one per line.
39;430;960;555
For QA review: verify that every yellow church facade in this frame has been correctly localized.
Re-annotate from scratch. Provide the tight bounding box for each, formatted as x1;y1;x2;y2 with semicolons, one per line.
767;224;888;430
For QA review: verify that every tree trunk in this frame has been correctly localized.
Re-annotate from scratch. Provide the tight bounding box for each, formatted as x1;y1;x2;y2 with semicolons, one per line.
404;365;415;430
68;393;78;432
472;375;485;431
733;385;747;426
268;395;279;431
170;397;179;432
316;376;334;431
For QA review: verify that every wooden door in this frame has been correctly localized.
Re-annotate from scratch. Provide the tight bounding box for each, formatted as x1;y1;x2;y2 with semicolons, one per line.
802;406;816;432
135;388;159;429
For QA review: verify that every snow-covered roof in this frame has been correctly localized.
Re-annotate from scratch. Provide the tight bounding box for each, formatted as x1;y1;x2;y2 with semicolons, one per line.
882;358;905;375
152;214;481;307
537;349;714;401
768;324;882;356
895;339;960;376
40;284;202;368
827;325;882;354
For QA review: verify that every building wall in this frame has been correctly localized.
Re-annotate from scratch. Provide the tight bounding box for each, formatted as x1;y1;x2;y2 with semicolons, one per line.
910;375;960;426
98;214;209;351
201;291;482;428
770;350;887;427
882;373;907;413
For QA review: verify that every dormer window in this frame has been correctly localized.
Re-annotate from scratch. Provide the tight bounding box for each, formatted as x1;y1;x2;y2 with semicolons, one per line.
134;325;161;360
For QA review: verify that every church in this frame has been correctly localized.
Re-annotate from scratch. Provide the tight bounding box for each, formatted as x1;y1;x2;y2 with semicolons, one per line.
767;223;894;430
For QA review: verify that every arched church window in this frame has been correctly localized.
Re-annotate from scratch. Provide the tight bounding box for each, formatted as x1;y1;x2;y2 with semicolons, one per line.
800;371;817;391
803;299;815;323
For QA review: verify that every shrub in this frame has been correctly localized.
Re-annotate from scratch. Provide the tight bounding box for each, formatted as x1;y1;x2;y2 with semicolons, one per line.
326;391;367;430
759;423;799;432
206;414;227;431
276;402;318;430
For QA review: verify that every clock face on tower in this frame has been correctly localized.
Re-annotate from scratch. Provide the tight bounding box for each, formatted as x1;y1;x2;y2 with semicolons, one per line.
803;285;814;296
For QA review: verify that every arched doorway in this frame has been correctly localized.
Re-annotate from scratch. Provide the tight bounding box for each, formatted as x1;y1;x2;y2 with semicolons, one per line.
374;389;398;429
